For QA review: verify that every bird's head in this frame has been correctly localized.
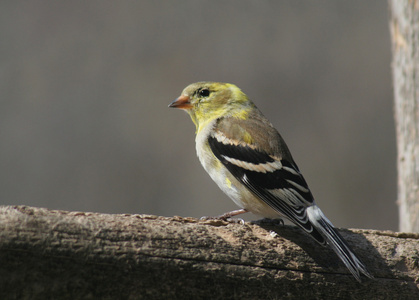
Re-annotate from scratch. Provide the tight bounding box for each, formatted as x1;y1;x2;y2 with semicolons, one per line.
169;81;253;132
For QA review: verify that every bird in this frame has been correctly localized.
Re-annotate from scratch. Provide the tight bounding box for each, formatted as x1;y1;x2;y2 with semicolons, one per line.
169;81;373;282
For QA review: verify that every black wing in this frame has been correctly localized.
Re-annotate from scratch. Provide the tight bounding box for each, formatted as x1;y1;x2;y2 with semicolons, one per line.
208;134;325;244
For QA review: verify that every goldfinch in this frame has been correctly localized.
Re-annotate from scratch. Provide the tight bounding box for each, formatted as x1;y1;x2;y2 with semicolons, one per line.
169;81;372;282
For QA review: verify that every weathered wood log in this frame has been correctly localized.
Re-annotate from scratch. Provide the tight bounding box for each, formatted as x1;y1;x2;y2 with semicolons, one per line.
0;205;418;299
389;0;419;232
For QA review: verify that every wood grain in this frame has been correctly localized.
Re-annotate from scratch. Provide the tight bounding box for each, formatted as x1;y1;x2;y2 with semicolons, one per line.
0;206;418;299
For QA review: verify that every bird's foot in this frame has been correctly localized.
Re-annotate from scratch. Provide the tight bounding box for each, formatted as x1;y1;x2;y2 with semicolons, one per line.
200;208;248;225
251;218;284;226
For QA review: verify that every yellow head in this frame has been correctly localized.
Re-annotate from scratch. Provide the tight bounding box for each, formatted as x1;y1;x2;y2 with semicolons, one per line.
169;82;254;133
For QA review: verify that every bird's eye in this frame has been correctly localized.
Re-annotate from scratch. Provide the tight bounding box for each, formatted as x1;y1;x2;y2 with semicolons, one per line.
199;88;210;97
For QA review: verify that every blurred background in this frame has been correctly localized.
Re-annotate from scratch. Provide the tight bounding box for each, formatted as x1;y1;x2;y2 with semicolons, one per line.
0;1;396;230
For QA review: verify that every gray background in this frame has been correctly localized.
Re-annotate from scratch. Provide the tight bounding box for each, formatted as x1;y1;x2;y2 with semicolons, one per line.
0;1;396;230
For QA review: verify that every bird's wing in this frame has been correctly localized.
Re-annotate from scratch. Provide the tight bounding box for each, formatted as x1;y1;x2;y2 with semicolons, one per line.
209;116;325;243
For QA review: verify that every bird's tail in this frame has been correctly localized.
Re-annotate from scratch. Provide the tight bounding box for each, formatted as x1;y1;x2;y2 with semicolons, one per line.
306;205;373;282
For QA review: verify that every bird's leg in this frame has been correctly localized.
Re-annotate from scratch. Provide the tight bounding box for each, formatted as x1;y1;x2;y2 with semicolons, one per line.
216;208;248;220
200;208;248;224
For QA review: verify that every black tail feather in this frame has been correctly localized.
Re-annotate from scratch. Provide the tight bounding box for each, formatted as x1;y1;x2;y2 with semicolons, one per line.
307;205;373;282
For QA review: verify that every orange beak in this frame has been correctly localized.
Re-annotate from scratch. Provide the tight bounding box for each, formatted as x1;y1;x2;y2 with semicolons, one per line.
168;95;193;110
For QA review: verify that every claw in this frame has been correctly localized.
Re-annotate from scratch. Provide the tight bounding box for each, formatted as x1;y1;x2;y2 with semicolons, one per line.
199;209;248;225
199;216;245;225
251;218;284;226
200;208;248;221
226;217;245;225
